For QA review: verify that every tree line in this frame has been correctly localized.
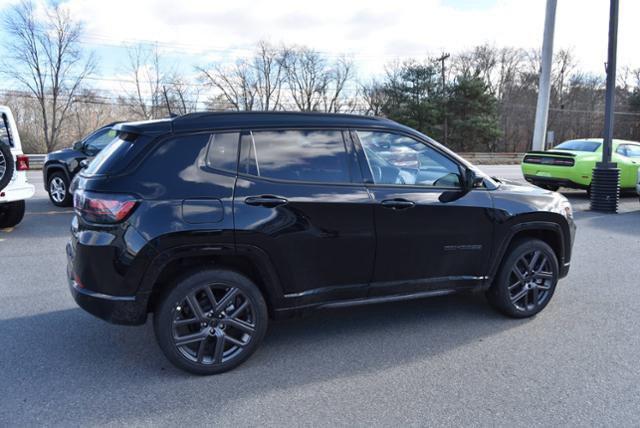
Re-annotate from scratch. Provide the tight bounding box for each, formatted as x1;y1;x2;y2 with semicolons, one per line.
2;0;640;154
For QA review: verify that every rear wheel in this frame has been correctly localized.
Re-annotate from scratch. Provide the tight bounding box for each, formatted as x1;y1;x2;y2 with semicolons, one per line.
0;200;26;228
47;172;72;207
154;269;268;375
486;239;559;318
0;143;14;192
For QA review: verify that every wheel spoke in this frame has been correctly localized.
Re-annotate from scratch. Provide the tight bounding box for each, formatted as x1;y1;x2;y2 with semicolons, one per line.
513;261;527;281
186;293;206;320
534;271;553;280
175;330;207;347
510;288;528;304
225;317;255;334
531;285;539;306
216;288;239;313
537;282;551;291
528;251;541;272
213;331;225;363
204;286;217;309
196;338;208;363
508;279;522;291
229;300;249;318
224;334;247;348
174;317;199;327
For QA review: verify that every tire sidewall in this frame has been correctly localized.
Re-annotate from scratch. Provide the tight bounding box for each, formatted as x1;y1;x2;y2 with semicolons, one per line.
0;200;26;228
488;239;559;318
154;269;268;375
48;172;72;207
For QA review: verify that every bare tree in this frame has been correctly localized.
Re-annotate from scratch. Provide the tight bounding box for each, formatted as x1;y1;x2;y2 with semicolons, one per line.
253;41;285;111
360;79;387;116
2;0;96;152
322;56;356;113
199;60;257;111
282;46;330;111
124;44;168;119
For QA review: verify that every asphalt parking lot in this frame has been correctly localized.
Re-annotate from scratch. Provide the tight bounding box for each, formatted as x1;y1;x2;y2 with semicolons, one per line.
1;168;640;426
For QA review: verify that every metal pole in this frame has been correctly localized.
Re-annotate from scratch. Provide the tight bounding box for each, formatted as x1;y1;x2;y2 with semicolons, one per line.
601;0;619;164
531;0;557;151
437;53;450;146
590;0;621;213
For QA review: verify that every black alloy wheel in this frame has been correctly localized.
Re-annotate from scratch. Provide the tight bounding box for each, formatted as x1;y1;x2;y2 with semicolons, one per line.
154;269;268;375
487;239;559;318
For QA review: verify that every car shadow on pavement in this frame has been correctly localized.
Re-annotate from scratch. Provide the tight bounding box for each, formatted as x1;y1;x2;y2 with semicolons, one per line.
0;292;530;424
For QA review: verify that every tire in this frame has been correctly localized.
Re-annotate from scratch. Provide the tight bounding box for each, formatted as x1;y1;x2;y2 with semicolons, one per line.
0;200;26;228
0;143;14;192
154;269;268;375
47;172;72;207
486;239;559;318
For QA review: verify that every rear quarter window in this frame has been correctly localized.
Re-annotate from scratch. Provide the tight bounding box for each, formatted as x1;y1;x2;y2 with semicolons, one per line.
1;114;13;148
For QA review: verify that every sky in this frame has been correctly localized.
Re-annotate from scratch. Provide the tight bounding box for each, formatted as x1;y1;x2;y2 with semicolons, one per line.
0;0;638;94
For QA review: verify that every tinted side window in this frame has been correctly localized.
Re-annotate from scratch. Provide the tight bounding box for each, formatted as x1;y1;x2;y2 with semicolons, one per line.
247;130;350;183
85;128;117;154
626;145;640;158
206;132;239;172
357;131;462;188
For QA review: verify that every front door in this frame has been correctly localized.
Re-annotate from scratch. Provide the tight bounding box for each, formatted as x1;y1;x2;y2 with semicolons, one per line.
353;130;495;296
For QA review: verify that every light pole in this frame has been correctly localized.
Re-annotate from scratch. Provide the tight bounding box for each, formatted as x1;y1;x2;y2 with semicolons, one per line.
590;0;620;213
437;52;450;146
531;0;557;152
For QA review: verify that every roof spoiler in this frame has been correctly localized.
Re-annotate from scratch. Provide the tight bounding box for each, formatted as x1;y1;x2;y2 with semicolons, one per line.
525;151;576;157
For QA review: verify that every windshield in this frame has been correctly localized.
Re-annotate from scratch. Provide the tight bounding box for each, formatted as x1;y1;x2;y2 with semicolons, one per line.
554;140;601;152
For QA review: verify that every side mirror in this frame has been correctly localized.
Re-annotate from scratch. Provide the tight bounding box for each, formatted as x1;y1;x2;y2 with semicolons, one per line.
72;141;83;151
464;169;484;191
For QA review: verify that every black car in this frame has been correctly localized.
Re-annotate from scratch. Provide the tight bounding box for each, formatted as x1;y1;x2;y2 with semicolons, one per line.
68;112;576;375
43;123;119;206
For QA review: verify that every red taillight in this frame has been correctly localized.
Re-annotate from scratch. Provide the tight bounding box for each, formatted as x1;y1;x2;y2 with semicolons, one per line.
74;190;138;224
16;155;29;171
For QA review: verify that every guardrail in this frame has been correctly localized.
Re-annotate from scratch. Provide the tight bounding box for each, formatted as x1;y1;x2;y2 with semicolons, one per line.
25;152;525;170
461;153;524;164
26;154;46;170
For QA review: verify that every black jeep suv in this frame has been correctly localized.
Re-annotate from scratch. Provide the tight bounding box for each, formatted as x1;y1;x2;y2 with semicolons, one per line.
43;123;119;206
67;112;576;375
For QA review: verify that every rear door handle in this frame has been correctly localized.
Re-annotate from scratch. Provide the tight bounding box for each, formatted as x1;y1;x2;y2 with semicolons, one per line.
381;198;416;210
244;195;288;207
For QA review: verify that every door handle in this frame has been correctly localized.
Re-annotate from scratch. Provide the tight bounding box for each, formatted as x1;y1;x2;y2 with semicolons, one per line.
381;198;416;210
244;195;288;207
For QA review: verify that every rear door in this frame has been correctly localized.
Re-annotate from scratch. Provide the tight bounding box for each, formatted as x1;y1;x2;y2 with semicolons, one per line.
353;129;495;297
233;128;375;303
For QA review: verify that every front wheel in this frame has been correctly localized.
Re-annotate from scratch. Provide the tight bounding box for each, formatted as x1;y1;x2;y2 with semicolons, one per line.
486;239;559;318
154;269;268;375
47;172;72;207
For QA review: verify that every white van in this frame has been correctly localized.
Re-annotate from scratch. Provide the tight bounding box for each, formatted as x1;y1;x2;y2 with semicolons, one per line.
0;106;35;228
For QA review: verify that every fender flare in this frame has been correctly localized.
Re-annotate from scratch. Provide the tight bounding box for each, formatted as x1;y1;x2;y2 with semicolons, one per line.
139;243;285;310
487;221;566;284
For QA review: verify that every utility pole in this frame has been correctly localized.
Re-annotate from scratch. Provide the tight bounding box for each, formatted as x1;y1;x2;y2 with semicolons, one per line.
437;52;450;146
531;0;557;151
590;0;621;212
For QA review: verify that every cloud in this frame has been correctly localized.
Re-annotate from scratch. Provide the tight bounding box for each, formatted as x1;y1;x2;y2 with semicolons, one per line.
6;0;639;79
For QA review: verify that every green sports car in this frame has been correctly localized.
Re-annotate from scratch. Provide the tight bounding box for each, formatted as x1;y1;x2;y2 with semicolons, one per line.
521;138;640;193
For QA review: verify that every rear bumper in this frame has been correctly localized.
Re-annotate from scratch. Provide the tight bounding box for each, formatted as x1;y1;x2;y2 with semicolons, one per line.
523;175;589;190
0;182;35;203
66;242;149;325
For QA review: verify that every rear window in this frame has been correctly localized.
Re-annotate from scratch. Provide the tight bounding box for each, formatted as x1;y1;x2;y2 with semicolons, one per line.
554;140;601;152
